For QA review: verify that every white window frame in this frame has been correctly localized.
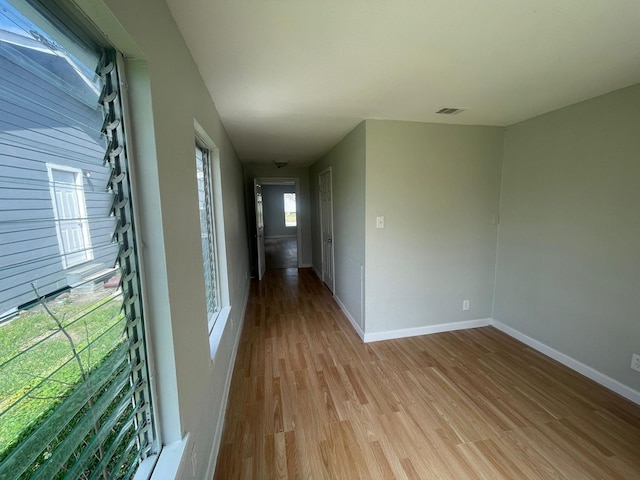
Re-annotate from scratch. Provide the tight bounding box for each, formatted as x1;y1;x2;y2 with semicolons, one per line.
194;121;231;361
196;139;222;331
46;163;94;269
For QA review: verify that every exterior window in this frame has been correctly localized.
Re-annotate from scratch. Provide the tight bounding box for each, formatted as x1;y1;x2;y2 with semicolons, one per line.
0;1;156;478
196;142;221;326
46;164;93;268
284;192;297;227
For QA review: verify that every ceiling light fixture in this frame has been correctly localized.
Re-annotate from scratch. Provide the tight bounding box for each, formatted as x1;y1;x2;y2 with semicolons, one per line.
436;107;464;115
274;161;288;169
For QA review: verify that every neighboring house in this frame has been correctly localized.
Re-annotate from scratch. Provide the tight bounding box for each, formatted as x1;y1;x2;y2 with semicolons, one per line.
0;28;117;318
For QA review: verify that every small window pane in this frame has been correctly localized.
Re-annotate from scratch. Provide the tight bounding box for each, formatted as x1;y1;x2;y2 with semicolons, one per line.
284;193;296;227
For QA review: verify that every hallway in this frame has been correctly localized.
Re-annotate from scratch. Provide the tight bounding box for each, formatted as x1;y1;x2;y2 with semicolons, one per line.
214;269;640;479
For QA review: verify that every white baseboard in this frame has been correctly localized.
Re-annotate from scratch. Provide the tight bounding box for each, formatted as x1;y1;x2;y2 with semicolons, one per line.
350;315;640;405
490;319;640;406
312;265;322;280
205;279;251;479
299;263;312;269
363;318;492;343
334;294;365;340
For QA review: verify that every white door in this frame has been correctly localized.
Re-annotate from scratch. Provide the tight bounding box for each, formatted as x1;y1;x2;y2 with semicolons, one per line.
254;179;266;280
319;169;334;291
48;166;92;268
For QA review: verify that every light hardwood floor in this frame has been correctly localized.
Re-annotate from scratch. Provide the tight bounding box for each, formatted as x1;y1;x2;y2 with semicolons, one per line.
214;268;640;479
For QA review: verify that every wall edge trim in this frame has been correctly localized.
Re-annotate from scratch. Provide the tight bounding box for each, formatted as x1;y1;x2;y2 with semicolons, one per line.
205;279;251;479
490;319;640;406
363;318;492;343
334;294;365;341
311;266;322;280
356;315;640;405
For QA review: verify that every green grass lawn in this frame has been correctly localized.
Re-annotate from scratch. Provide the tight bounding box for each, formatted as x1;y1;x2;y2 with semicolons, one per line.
0;288;125;460
285;212;297;227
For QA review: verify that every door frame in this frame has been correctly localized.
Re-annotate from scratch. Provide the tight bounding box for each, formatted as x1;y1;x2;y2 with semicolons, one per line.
254;179;266;280
256;177;302;269
318;167;335;293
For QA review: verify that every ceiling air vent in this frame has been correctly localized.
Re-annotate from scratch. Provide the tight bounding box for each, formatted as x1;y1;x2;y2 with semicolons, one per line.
436;107;464;115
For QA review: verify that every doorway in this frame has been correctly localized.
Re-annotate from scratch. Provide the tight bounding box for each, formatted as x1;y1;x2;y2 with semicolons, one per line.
254;178;302;274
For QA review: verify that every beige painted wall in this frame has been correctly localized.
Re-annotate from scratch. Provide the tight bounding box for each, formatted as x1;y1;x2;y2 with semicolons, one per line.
77;0;250;477
494;83;640;389
365;120;504;333
310;122;366;328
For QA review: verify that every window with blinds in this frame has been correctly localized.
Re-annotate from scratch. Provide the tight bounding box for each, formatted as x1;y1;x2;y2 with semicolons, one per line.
0;1;157;478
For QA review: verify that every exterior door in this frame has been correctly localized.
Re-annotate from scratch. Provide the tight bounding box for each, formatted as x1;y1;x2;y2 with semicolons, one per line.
254;179;266;280
319;168;334;291
48;166;92;268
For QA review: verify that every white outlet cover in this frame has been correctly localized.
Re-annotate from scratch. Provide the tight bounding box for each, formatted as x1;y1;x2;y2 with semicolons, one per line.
631;353;640;373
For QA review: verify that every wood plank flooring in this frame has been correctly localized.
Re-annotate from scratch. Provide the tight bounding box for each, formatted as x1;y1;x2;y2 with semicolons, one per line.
265;238;298;269
214;268;640;479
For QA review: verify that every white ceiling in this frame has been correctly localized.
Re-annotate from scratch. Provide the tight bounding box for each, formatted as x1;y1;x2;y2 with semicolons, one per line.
165;0;640;165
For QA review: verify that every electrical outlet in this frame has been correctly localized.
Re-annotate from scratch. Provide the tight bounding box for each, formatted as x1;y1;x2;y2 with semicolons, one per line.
631;354;640;373
462;300;470;311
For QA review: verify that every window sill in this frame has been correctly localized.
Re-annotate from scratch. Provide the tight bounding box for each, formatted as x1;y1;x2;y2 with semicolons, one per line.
209;306;232;362
137;436;187;480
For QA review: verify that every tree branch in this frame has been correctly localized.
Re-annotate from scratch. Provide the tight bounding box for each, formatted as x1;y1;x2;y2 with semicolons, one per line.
30;283;86;382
